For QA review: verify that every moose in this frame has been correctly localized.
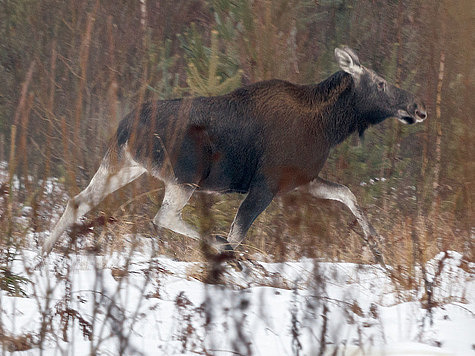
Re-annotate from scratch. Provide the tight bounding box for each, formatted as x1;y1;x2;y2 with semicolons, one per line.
43;47;427;262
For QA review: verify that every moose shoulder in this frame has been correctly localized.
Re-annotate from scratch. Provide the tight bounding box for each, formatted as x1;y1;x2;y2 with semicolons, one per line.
43;47;427;261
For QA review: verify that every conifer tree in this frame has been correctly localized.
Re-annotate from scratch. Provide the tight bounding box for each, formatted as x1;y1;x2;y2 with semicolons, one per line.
181;28;242;96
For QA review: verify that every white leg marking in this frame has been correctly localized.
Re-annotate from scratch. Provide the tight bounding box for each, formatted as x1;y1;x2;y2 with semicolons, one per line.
309;177;376;238
153;184;200;240
226;221;245;250
43;161;146;255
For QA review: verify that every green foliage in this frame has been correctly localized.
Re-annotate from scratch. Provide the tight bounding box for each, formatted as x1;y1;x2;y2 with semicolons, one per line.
147;39;180;99
210;0;255;37
179;27;242;96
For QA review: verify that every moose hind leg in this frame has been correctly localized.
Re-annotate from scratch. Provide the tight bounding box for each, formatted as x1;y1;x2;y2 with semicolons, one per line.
153;184;200;240
43;162;146;255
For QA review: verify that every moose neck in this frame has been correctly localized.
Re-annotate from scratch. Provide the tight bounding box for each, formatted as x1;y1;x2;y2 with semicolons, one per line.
306;71;369;147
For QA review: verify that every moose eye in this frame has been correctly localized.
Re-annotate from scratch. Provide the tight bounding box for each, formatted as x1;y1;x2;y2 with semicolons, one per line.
377;81;386;91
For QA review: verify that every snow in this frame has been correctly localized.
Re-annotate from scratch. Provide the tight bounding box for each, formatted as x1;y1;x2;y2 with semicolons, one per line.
0;160;473;355
1;247;473;355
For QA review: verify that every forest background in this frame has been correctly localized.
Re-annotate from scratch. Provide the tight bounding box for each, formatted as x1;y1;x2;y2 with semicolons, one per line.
0;0;473;273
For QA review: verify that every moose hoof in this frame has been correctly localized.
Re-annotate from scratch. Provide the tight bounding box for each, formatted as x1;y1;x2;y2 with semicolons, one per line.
214;235;243;271
215;235;234;253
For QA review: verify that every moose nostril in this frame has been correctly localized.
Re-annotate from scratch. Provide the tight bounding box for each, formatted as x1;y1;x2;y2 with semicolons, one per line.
416;109;426;119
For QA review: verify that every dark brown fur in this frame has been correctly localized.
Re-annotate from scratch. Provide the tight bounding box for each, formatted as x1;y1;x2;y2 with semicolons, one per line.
116;73;358;195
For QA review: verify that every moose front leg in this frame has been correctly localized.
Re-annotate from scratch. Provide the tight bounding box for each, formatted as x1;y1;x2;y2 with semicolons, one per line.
308;177;386;267
216;182;275;253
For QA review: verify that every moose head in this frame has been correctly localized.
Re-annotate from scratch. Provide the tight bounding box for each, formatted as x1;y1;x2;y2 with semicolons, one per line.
335;46;427;127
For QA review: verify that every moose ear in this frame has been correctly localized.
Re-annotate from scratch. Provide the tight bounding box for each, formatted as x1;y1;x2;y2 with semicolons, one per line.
335;47;362;78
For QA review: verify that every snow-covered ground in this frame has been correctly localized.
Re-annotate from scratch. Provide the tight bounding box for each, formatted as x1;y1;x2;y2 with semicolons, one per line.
1;245;473;355
0;163;473;354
